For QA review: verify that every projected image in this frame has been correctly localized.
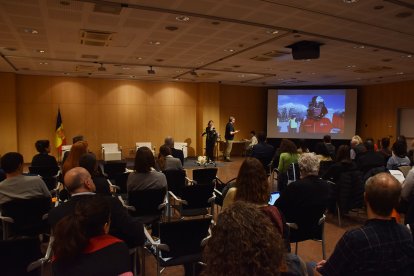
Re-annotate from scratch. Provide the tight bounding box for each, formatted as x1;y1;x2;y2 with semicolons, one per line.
277;94;345;134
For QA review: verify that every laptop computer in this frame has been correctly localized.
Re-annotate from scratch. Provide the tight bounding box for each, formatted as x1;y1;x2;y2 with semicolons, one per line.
268;192;280;205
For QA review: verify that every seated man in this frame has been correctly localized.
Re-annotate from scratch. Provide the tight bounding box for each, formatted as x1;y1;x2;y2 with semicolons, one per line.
0;152;51;205
48;167;145;248
250;131;274;172
164;136;184;165
275;153;331;241
316;173;414;275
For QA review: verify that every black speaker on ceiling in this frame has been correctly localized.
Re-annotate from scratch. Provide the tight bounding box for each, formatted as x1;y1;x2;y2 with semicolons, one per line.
286;40;323;60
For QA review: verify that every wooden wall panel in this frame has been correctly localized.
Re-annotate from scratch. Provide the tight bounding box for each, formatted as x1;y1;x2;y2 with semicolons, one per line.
358;80;414;144
0;73;17;155
219;85;267;141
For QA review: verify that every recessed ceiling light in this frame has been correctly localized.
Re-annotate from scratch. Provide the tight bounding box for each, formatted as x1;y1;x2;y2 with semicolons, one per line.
176;70;183;73
174;78;181;81
238;74;245;78
36;49;45;53
23;28;39;34
148;41;161;45
122;67;131;70
224;49;235;52
353;45;365;49
311;72;316;75
402;54;412;58
136;57;143;60
266;29;279;35
346;65;357;68
175;15;190;22
396;72;404;75
343;0;358;3
39;62;48;65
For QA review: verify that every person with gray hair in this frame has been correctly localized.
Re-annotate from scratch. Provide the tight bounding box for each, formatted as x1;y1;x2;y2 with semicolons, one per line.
275;153;331;241
164;136;184;165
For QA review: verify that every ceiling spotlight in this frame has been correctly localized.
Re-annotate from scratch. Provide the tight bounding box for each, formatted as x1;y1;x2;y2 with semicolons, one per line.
98;63;106;71
148;41;161;45
266;29;279;35
175;15;190;22
23;28;39;34
224;49;235;52
147;66;155;75
36;49;45;53
343;0;358;3
353;45;365;49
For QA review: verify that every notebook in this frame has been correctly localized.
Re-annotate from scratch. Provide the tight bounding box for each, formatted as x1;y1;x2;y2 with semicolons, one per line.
268;192;280;205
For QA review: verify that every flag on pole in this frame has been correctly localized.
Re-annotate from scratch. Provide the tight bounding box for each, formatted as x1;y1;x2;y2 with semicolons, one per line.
55;108;66;160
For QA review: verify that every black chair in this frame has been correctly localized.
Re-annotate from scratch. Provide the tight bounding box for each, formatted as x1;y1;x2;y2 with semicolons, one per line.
278;163;300;192
127;188;167;225
103;162;127;179
192;168;218;185
0;237;42;276
287;208;327;259
144;218;211;276
318;161;334;177
28;166;60;191
0;197;51;239
163;170;187;199
213;177;236;208
179;184;215;217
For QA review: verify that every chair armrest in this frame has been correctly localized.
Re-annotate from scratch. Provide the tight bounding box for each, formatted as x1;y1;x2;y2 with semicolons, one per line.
214;188;222;196
208;195;216;204
144;227;169;252
185;177;196;185
286;222;299;230
27;236;54;272
42;213;48;220
318;214;326;225
117;195;135;211
201;235;211;247
0;216;14;223
168;191;188;205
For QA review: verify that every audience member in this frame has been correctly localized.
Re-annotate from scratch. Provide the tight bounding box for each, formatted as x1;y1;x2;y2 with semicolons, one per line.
62;141;88;176
350;135;365;160
62;135;86;165
52;196;131;276
323;135;336;159
316;173;414;275
314;142;333;162
322;145;357;182
357;140;385;174
378;137;392;165
401;166;414;205
127;147;167;192
164;136;184;165
223;158;285;237
48;167;145;248
296;139;309;154
277;139;299;173
275;153;331;241
250;132;275;171
156;145;182;171
31;140;58;167
245;130;258;154
387;141;410;170
203;201;307;276
0;152;51;205
79;153;111;195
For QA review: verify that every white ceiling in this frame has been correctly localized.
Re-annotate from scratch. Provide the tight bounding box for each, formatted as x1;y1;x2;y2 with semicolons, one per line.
0;0;413;86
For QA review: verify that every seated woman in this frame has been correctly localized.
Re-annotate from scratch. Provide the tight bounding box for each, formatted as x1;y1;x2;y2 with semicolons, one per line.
156;145;183;171
52;196;131;276
127;146;167;192
79;153;111;195
203;201;308;276
223;158;285;237
387;141;411;170
31;139;58;167
62;141;88;176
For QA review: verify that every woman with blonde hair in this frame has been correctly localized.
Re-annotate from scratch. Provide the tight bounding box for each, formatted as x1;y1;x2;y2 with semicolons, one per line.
62;141;88;176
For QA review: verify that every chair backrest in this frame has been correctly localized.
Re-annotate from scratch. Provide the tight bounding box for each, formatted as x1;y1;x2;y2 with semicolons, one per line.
163;170;186;197
192;168;218;185
287;163;300;185
102;143;119;152
128;188;167;217
337;169;364;214
158;218;211;258
1;197;51;237
181;183;214;210
103;162;127;179
174;142;188;159
398;165;412;177
0;237;42;276
29;166;60;177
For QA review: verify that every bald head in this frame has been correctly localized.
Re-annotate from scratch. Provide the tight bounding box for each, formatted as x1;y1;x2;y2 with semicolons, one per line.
64;167;95;194
365;172;401;217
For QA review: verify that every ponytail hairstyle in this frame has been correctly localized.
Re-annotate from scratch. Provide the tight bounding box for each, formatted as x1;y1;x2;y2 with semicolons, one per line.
52;196;110;261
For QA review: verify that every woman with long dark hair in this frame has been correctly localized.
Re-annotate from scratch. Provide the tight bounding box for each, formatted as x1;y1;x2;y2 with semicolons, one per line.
52;196;131;275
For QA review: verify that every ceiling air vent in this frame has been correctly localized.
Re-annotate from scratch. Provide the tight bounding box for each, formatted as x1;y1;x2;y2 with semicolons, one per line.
80;29;114;47
263;50;290;58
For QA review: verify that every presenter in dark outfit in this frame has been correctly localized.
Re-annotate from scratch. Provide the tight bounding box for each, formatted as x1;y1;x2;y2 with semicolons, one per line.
224;116;239;162
203;120;218;163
